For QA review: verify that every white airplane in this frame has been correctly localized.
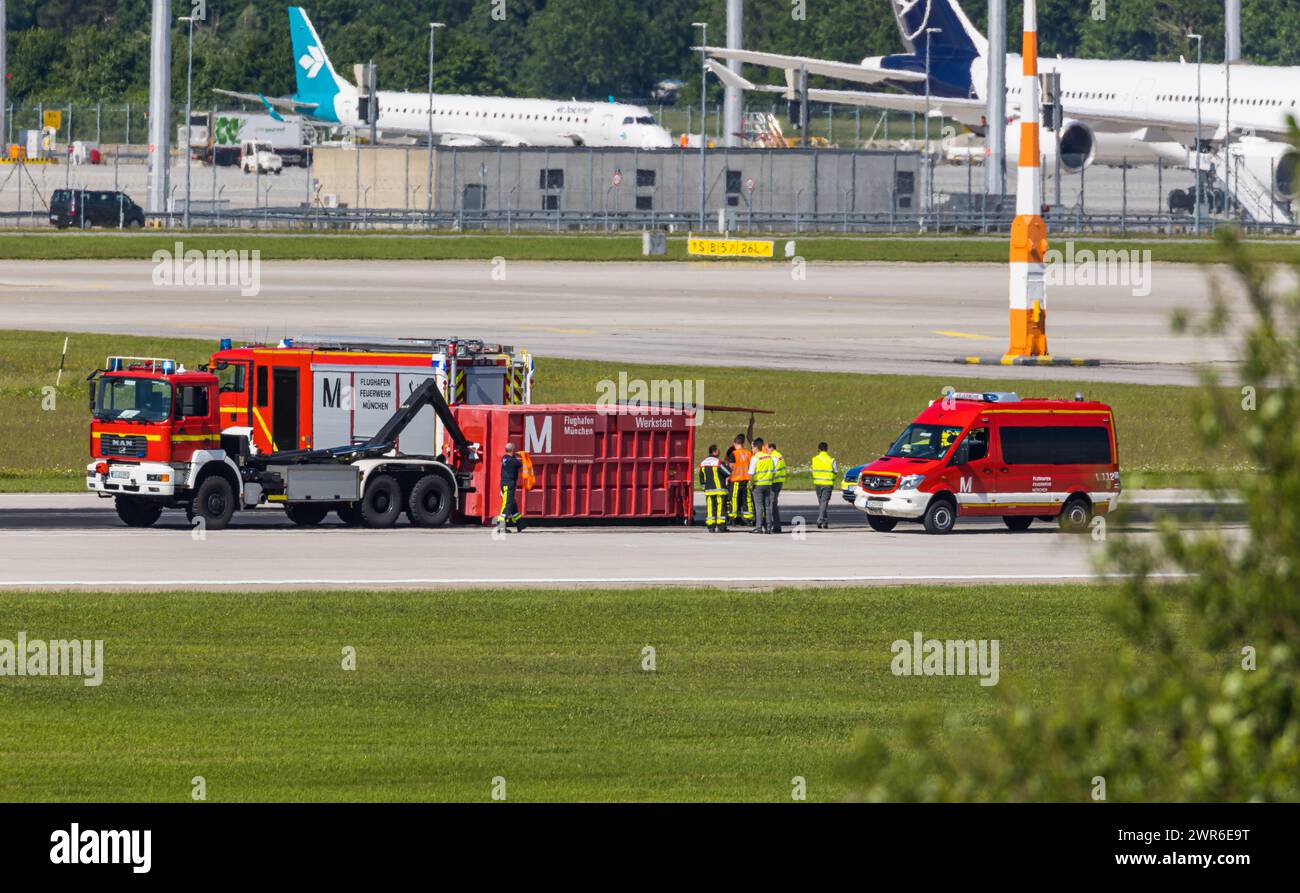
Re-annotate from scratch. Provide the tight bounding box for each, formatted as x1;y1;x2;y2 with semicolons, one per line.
701;0;1300;221
218;7;674;150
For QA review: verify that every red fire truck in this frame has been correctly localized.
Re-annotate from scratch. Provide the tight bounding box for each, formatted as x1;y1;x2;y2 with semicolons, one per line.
208;336;532;455
854;389;1121;534
87;354;482;530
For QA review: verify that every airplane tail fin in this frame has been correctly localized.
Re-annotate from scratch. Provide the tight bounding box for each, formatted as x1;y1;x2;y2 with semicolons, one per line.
890;0;987;58
288;7;351;121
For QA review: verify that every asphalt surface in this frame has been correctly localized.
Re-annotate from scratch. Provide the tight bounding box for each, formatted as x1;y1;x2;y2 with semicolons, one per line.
0;491;1211;590
0;258;1253;385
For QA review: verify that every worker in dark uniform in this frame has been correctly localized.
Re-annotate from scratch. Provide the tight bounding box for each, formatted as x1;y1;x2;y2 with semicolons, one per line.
698;444;731;532
496;442;526;532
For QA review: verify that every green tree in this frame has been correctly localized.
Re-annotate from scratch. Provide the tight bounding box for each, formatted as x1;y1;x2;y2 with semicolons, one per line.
841;130;1300;802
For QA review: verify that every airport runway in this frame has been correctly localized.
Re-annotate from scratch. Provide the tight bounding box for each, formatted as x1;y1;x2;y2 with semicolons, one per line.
0;258;1250;385
0;491;1202;590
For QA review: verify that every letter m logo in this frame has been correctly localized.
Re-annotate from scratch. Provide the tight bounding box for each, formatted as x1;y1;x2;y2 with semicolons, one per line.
322;377;342;408
524;415;552;454
959;476;973;493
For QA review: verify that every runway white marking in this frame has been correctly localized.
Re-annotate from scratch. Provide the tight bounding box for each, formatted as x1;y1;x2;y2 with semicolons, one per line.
0;572;1195;587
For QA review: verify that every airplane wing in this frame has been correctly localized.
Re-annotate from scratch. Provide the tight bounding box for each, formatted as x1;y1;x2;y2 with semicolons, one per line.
213;90;320;114
705;59;985;128
806;89;988;127
697;46;926;86
1060;107;1287;141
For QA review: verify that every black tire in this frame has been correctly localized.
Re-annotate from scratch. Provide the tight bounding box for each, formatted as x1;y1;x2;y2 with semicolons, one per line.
1058;496;1092;533
115;496;162;528
360;474;402;528
922;497;957;535
285;503;330;526
866;515;898;532
336;504;363;526
407;474;454;528
1003;515;1033;532
191;475;236;531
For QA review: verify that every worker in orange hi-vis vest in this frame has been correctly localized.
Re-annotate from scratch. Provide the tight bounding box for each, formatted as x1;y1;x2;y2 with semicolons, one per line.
724;433;754;525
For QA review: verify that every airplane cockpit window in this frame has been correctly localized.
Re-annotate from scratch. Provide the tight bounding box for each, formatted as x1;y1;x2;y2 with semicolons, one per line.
635;116;656;126
622;116;634;125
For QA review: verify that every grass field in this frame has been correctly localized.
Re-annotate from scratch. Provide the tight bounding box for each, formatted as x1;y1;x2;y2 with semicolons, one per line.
0;584;1130;802
0;329;1244;491
0;231;1267;264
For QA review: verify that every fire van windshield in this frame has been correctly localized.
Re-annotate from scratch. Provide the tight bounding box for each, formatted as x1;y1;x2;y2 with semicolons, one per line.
886;424;965;461
95;377;172;423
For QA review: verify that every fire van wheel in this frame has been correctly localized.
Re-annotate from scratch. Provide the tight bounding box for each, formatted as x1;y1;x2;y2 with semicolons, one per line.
284;503;330;526
407;475;454;528
922;498;957;535
115;496;163;528
866;516;898;532
190;476;236;531
1003;516;1034;532
336;504;363;526
360;475;402;528
1058;497;1093;534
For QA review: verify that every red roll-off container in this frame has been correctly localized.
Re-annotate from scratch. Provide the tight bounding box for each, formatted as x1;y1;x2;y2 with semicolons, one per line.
450;404;696;523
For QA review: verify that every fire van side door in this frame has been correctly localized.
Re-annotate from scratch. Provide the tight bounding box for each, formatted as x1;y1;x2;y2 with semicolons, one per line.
946;424;999;516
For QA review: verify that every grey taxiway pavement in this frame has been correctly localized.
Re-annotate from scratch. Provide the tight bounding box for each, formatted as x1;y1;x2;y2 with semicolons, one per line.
0;258;1252;385
0;492;1200;590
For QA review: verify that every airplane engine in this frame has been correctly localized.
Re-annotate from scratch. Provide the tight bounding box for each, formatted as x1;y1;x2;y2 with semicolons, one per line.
1006;118;1096;174
1229;137;1300;201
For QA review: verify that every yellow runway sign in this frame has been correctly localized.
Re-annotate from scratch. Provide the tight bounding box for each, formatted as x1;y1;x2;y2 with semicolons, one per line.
687;238;774;259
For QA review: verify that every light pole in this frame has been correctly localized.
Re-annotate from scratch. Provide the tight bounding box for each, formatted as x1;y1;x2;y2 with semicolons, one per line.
427;22;444;221
180;14;196;230
923;27;941;218
693;22;707;230
1189;32;1203;235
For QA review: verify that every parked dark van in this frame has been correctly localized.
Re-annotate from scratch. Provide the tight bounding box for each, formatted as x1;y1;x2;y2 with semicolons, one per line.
49;189;146;229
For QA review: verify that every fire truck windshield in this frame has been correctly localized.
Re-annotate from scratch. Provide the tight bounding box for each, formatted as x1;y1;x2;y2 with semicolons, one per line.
885;424;965;461
95;377;172;423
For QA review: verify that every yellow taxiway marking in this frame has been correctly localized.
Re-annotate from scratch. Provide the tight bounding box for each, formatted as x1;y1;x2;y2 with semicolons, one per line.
933;330;993;341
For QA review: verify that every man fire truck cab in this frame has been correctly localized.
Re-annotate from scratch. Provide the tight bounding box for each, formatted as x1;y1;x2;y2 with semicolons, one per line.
854;389;1121;535
86;346;496;530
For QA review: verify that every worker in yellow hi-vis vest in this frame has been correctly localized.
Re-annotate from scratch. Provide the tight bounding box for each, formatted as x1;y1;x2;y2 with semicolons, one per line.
810;442;839;529
768;441;788;533
748;438;776;534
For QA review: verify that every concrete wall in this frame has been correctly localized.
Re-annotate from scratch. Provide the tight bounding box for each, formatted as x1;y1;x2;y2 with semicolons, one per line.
312;145;430;210
311;145;919;219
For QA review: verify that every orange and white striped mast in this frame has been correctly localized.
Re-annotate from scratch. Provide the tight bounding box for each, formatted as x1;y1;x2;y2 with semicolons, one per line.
1005;0;1050;361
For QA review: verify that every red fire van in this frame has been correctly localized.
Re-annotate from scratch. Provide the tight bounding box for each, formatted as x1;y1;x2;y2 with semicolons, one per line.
854;390;1120;534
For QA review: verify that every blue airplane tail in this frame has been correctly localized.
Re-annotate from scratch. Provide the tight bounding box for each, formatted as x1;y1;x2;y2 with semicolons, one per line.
889;0;987;59
288;6;350;123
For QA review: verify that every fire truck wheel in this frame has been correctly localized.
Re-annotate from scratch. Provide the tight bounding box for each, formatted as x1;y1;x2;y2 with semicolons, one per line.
407;475;454;528
1058;497;1092;534
191;476;236;531
336;504;363;526
284;503;330;526
360;475;402;528
866;516;898;532
115;496;163;528
1003;515;1034;532
922;497;957;535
